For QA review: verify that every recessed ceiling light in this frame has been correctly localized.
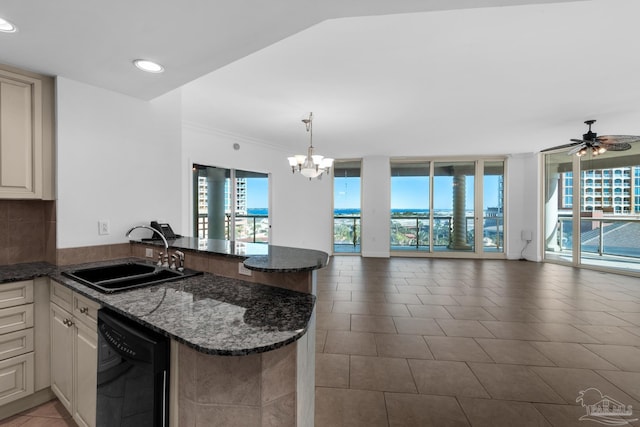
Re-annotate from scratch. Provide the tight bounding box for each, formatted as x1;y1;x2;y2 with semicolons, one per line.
0;17;17;33
133;59;164;74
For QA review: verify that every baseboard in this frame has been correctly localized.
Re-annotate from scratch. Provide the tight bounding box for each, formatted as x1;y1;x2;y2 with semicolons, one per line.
0;388;56;420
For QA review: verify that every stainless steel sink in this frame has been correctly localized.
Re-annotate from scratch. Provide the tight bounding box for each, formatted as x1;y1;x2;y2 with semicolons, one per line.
62;262;202;293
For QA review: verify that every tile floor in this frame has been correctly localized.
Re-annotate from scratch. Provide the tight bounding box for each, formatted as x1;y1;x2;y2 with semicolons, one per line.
314;256;640;426
3;256;640;426
0;399;75;426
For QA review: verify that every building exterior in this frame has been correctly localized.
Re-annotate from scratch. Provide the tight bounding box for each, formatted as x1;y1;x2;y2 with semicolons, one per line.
559;166;640;214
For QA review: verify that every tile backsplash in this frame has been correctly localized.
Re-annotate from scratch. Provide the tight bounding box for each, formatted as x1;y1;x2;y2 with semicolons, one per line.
0;200;56;265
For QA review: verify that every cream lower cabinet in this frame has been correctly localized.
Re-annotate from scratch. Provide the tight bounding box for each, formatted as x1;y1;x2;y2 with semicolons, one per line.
0;280;35;406
50;281;99;427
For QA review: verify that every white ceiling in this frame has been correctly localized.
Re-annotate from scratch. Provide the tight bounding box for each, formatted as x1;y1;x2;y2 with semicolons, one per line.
2;0;639;158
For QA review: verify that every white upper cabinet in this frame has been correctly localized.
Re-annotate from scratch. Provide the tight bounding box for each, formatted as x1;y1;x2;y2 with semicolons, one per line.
0;65;54;199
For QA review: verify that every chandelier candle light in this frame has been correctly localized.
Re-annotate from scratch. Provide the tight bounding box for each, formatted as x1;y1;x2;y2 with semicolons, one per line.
288;112;334;179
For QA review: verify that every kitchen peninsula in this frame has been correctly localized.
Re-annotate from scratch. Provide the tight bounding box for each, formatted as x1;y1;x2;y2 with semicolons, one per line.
130;236;329;294
0;238;327;427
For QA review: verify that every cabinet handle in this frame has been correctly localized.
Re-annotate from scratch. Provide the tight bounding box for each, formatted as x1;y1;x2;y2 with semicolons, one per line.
63;318;74;327
80;307;89;314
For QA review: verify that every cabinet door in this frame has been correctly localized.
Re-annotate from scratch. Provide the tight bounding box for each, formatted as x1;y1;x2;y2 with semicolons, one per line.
0;70;42;198
74;320;97;427
50;303;73;413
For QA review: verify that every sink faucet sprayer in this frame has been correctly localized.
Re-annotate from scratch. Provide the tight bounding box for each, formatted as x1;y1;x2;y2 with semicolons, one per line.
126;225;170;268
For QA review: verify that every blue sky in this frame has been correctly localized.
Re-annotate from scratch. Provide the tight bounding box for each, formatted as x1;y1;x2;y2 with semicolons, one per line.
245;175;501;210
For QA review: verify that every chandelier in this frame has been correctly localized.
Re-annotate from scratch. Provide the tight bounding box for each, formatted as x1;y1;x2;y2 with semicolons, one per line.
287;112;334;179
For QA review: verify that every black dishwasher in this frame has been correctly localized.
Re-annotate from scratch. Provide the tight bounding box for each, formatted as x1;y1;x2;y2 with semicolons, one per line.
97;308;169;427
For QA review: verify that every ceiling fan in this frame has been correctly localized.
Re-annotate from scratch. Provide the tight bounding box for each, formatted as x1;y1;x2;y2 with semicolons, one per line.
542;120;640;156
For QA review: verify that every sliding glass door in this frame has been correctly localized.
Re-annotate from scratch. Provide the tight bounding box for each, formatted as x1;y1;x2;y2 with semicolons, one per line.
390;158;505;257
544;143;640;273
193;164;269;243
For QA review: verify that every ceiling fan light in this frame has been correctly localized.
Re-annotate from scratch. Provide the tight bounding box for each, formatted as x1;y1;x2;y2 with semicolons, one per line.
0;17;17;33
597;146;607;154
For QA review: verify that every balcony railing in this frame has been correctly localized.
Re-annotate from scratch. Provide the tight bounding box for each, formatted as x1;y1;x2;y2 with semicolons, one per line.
552;215;640;261
197;213;269;243
334;215;361;253
333;214;504;253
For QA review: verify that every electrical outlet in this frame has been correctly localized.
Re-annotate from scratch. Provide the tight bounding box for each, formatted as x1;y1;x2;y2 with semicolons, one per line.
238;263;252;276
145;248;154;258
98;220;110;235
521;230;532;241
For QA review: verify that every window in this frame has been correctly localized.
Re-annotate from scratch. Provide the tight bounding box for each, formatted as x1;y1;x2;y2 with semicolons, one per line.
390;160;430;251
543;142;640;273
389;158;505;256
193;164;269;243
333;160;361;253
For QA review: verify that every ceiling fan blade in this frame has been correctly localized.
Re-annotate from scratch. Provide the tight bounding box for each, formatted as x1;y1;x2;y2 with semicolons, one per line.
601;142;632;151
540;141;582;152
596;135;640;144
567;143;586;156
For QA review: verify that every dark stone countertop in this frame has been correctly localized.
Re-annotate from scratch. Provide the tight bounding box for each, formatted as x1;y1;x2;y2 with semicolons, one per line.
135;236;329;273
1;260;316;356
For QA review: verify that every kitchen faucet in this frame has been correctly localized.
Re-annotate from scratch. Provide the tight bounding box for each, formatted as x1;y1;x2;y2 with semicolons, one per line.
126;225;170;267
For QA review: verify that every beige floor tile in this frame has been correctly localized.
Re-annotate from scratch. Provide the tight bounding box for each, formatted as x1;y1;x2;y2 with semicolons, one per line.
459;397;552;427
316;311;351;331
479;320;549;340
367;303;411;317
324;330;377;356
18;400;70;419
532;403;587;427
408;359;489;398
317;290;351;302
435;319;495;338
530;366;639;407
407;305;452;319
530;342;618;370
424;336;493;362
351;291;387;302
316;353;350;388
393;317;444;336
385;393;470;427
315;300;333;313
444;306;496;321
525;309;586;324
529;323;600;343
315;387;388;427
0;416;31;426
417;294;459;305
572;324;640;346
333;301;371;315
451;296;498;307
583;344;640;371
375;334;432;359
570;311;634;327
351;315;397;333
475;338;555;366
426;286;467;296
468;363;564;403
384;293;422;305
316;329;327;353
596;370;640;402
612;312;640;326
350;355;417;393
483;307;541;322
20;419;76;427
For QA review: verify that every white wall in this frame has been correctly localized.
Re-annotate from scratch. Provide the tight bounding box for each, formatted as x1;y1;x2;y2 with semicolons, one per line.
361;156;391;257
181;124;333;254
56;77;183;248
505;153;540;260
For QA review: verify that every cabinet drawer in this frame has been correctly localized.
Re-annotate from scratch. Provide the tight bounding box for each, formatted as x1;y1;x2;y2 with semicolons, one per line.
0;352;34;405
73;293;100;328
0;304;34;335
0;280;34;309
0;328;34;361
50;280;73;312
